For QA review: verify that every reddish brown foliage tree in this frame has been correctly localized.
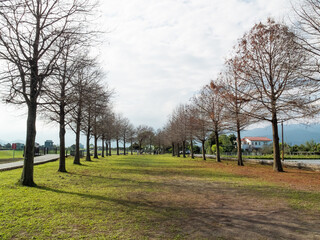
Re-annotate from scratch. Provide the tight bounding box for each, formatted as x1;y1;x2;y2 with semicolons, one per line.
236;19;319;172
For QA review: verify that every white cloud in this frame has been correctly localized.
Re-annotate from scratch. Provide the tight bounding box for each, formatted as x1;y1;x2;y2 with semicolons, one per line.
100;0;291;129
0;0;291;145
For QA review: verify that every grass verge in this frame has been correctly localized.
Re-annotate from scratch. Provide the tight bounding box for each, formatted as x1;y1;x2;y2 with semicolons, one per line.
0;154;320;239
0;150;23;159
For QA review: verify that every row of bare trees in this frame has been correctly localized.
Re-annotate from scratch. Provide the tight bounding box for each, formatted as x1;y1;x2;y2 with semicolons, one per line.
2;0;320;188
89;119;158;158
0;0;103;186
163;1;320;172
0;1;163;188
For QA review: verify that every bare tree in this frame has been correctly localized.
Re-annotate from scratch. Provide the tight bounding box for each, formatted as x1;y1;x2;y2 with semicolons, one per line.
0;0;97;186
112;114;122;156
147;128;155;154
127;124;136;155
218;58;255;166
101;110;115;157
166;114;181;157
193;84;227;162
153;129;166;154
163;121;177;157
189;100;210;160
293;0;320;67
81;80;107;162
92;85;111;159
185;104;201;159
68;57;100;165
99;107;114;157
41;44;82;172
136;125;154;154
119;117;131;155
237;19;319;172
170;105;189;157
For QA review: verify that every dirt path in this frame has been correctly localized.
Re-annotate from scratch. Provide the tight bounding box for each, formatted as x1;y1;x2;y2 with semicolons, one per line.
128;174;320;239
176;179;319;239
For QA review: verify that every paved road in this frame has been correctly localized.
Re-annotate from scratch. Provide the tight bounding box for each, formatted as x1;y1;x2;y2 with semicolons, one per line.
194;154;320;171
0;154;60;171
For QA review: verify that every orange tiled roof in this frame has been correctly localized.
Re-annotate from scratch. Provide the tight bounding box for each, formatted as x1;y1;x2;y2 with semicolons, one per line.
242;137;272;141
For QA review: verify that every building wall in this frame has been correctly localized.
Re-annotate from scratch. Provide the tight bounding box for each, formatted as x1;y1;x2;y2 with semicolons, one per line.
45;141;54;149
242;140;271;150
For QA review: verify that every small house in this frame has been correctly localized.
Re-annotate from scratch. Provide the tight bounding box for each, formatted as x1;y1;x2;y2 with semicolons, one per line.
241;137;272;151
45;140;54;149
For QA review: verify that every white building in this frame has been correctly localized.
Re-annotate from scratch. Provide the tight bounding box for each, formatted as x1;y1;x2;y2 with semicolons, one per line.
241;137;272;151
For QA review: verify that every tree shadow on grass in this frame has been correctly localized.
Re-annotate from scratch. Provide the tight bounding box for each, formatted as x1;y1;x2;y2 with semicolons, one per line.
34;184;320;240
36;185;120;202
72;163;91;167
35;185;180;215
113;167;257;181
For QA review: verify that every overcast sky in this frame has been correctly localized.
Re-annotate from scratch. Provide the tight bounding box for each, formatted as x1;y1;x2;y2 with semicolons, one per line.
0;0;292;146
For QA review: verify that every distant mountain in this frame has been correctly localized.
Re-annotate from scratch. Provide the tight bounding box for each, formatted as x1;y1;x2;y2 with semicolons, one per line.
242;124;320;145
11;140;25;144
0;139;25;145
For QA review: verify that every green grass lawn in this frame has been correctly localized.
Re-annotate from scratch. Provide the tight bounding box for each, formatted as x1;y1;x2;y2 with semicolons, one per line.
1;155;320;239
0;150;24;159
0;150;24;164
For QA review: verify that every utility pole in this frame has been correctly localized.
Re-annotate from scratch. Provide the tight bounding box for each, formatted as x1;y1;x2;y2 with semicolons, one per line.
281;121;284;161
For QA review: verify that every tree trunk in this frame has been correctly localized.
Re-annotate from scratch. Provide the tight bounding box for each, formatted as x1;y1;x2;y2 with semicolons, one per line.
139;142;142;154
158;140;161;154
73;106;81;165
272;113;284;172
177;143;180;157
201;140;206;160
131;139;133;155
172;143;175;156
94;134;98;159
182;140;186;158
149;141;152;154
214;129;221;162
93;112;98;159
58;99;67;172
236;119;244;166
123;138;126;155
58;116;67;172
190;139;194;159
105;141;108;157
86;127;91;161
102;138;105;157
109;140;112;156
235;80;243;166
20;102;37;186
116;139;119;155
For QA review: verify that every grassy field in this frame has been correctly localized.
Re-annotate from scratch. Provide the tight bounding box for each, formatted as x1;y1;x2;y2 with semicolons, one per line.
0;150;24;159
1;155;320;239
0;150;24;164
